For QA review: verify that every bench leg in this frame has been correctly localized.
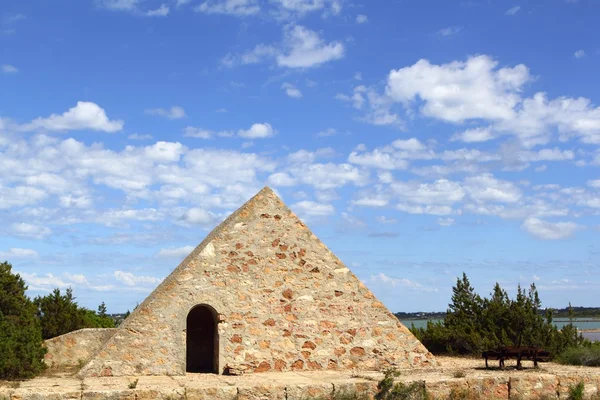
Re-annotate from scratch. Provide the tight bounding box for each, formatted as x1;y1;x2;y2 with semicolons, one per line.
485;358;489;369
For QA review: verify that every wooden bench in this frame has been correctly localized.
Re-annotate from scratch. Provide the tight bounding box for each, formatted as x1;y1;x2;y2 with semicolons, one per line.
482;346;550;369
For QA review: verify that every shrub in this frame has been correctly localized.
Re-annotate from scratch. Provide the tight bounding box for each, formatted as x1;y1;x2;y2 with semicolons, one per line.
34;288;115;340
0;262;46;379
556;343;600;367
452;370;466;378
568;381;584;400
410;273;587;357
375;369;430;400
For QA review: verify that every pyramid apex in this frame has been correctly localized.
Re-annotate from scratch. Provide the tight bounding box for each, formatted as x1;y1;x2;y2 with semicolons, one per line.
259;185;275;195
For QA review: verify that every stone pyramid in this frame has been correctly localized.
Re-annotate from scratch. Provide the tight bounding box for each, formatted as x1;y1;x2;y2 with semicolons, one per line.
80;187;435;377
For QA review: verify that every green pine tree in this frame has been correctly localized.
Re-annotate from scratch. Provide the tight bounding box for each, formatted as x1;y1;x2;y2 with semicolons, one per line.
34;288;85;339
0;262;46;379
444;272;484;353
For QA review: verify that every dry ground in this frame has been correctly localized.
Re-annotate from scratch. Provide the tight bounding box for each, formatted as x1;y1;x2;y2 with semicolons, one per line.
1;356;598;392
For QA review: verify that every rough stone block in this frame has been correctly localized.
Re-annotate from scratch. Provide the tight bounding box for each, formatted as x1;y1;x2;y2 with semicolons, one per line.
557;374;599;399
286;383;333;400
236;385;286;400
185;387;238;400
81;389;136;400
334;382;377;400
10;391;82;400
134;388;185;400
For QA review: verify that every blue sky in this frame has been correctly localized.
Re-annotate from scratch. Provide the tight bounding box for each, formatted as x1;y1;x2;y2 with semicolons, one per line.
1;0;599;313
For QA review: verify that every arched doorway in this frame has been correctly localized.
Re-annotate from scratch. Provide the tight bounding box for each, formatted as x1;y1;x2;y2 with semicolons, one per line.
186;305;218;373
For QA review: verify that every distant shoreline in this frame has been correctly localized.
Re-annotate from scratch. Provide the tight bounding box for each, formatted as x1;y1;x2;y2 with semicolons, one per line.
581;328;600;333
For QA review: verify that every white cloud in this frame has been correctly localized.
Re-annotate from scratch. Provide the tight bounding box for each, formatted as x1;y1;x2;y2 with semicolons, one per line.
574;50;586;59
392;138;427;151
3;13;26;23
336;85;403;128
317;128;336;137
376;216;397;224
19;272;71;290
183;126;213;139
176;0;191;6
287;148;334;163
588;179;600;189
99;0;170;17
451;126;495;143
438;217;455;226
128;133;153;140
0;248;39;259
392;179;465;207
437;26;462;37
59;194;93;209
282;82;303;98
268;172;297;186
386;55;530;123
348;149;409;170
195;0;260;16
18;271;119;293
0;186;48;209
9;223;52;239
238;123;276;138
368;55;600;146
287;162;369;189
145;106;186;120
353;195;389;207
239;44;278;65
146;4;170;16
178;208;217;225
155;245;195;258
1;64;18;73
114;270;162;286
464;174;522;203
99;0;139;10
505;6;521;15
356;14;368;23
291;200;335;217
522;218;579;240
20;102;124;133
270;0;341;18
276;25;344;68
348;138;433;170
369;273;436;292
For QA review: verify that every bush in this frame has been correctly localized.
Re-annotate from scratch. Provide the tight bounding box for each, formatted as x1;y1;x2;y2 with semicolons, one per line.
0;262;46;379
375;369;430;400
556;343;600;367
34;289;115;340
411;273;586;357
568;381;584;400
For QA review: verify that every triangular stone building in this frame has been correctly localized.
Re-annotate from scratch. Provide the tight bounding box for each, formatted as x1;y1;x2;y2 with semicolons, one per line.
79;187;435;377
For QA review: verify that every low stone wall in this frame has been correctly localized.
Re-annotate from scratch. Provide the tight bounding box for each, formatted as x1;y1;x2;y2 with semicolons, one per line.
1;370;599;399
43;328;117;369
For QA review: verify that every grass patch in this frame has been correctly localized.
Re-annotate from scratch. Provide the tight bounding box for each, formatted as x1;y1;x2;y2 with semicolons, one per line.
567;381;584;400
128;378;139;389
556;343;600;367
452;370;466;378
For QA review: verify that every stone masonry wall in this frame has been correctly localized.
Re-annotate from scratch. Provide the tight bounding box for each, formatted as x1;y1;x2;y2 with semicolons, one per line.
2;371;600;399
44;328;117;369
79;187;435;377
